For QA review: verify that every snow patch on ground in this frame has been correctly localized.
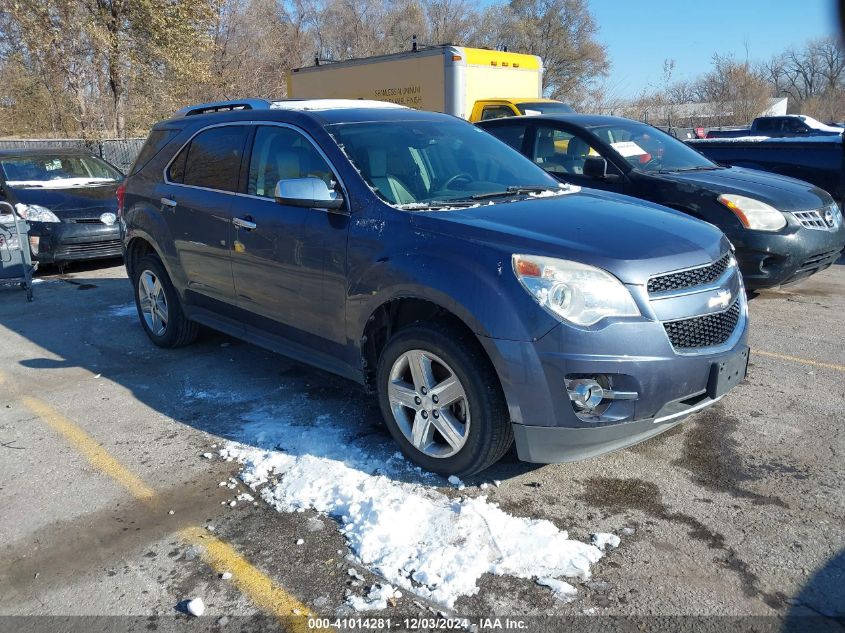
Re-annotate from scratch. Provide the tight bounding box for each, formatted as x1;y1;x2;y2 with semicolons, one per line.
107;303;137;317
220;405;612;608
536;577;578;602
347;583;401;611
591;532;621;551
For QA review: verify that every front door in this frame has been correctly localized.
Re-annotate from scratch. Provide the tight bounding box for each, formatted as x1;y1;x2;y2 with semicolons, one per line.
527;124;625;194
230;124;350;357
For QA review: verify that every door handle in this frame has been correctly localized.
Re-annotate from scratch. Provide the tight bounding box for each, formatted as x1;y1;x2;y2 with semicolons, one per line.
160;197;177;208
232;217;257;230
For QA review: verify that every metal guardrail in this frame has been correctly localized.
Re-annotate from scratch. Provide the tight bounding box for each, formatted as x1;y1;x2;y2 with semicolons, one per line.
0;138;146;174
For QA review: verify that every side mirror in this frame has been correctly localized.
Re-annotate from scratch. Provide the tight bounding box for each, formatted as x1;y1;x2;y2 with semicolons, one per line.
274;177;344;211
0;201;14;216
583;156;608;179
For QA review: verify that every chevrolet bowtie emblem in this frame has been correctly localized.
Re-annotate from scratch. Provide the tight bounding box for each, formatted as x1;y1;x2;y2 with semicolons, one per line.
708;290;732;310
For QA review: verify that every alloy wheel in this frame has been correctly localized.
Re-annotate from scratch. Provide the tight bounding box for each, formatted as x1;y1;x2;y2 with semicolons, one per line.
138;270;169;337
388;349;470;458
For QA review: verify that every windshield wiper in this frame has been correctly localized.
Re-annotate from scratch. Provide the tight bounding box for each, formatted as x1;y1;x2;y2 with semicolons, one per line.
396;200;480;210
657;166;720;173
470;185;560;200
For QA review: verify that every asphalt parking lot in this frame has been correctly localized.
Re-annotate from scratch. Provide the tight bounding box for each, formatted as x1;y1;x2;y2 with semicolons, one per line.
0;258;843;631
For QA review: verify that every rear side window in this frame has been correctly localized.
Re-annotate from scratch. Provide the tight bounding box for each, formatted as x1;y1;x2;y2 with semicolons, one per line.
169;125;249;191
481;106;515;121
486;124;526;151
130;129;179;176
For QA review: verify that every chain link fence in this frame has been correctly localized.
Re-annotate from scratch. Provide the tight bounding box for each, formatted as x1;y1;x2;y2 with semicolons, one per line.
0;138;147;174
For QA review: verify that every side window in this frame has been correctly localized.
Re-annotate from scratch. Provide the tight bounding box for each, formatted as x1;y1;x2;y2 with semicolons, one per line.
488;124;527;152
247;126;336;198
532;126;597;175
180;126;249;191
131;128;179;176
754;118;774;132
784;119;808;133
167;145;188;184
481;106;515;121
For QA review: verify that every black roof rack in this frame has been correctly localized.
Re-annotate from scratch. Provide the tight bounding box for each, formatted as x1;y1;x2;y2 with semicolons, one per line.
174;99;275;117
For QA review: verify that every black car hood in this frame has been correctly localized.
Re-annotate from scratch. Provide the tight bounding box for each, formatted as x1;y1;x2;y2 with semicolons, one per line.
653;166;831;211
417;188;728;286
10;182;120;215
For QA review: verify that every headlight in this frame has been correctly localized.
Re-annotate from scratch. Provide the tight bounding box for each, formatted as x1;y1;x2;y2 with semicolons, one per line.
717;194;786;231
14;203;60;223
512;255;640;326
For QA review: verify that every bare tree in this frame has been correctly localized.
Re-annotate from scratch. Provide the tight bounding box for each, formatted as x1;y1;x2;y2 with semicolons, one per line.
495;0;608;106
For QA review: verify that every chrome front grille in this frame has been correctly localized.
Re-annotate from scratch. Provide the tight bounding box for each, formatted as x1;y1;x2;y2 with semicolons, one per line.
663;300;742;350
647;253;732;295
792;205;841;231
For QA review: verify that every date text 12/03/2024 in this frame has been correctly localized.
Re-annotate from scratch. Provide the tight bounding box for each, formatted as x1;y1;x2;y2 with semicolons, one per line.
307;617;529;630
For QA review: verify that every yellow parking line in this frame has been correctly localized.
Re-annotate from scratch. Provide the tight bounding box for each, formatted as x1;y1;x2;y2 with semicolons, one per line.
755;350;845;373
19;395;157;502
181;526;316;628
0;370;321;626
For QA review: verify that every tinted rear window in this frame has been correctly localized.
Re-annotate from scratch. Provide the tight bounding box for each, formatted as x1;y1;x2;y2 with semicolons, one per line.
129;129;179;175
177;126;249;191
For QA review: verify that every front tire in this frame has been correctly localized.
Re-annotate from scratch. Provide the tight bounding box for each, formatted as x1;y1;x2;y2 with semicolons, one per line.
376;321;513;477
133;254;198;348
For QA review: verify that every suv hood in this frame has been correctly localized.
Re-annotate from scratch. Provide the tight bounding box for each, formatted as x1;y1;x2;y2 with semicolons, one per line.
10;182;121;215
653;165;831;211
416;188;728;286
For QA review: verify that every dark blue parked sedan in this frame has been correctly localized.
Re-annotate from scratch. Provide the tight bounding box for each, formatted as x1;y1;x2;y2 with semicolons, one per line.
0;149;124;266
121;99;749;476
479;114;845;289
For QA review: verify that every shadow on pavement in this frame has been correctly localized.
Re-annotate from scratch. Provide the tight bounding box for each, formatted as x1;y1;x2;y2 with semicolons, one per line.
0;273;540;490
783;548;845;632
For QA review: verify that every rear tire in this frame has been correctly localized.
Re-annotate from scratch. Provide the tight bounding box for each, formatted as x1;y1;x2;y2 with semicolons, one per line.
376;320;513;477
133;254;198;348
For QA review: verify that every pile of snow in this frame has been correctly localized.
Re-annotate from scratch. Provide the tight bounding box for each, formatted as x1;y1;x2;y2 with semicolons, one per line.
220;404;615;609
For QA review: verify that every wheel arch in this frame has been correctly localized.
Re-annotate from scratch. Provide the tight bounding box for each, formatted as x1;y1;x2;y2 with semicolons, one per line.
360;296;496;394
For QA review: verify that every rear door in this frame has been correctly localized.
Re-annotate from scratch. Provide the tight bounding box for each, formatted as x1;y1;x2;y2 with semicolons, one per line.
230;123;350;357
160;124;249;315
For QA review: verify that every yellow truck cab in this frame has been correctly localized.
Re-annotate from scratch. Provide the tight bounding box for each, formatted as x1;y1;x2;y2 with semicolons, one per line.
469;97;574;122
287;45;572;121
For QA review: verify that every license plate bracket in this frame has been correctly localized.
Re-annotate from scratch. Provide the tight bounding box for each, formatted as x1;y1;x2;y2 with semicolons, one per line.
707;346;749;399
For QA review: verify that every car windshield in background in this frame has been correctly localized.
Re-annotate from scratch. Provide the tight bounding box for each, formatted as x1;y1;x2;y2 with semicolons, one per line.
1;155;122;188
588;122;717;173
516;102;575;116
328;120;563;208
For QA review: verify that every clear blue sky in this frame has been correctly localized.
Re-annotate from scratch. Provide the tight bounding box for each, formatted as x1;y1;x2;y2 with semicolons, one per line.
590;0;840;98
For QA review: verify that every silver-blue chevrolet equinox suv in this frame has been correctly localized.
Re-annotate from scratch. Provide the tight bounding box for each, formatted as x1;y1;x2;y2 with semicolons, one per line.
120;99;750;476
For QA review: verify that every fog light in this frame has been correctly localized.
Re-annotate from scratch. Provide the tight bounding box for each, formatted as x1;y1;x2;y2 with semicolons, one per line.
566;376;638;414
567;379;604;412
29;235;39;254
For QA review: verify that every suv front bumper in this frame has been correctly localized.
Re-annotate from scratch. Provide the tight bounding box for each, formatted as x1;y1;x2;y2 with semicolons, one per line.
482;309;749;464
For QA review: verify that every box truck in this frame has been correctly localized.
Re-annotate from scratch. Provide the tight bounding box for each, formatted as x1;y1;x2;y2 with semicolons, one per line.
287;45;572;121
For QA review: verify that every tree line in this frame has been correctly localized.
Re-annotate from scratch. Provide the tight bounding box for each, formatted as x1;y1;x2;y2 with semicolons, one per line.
0;0;608;138
2;1;842;138
608;37;845;128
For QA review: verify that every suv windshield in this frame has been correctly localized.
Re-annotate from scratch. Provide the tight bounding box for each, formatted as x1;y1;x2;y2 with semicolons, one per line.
516;102;575;116
588;121;717;173
1;154;122;189
328;119;563;207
